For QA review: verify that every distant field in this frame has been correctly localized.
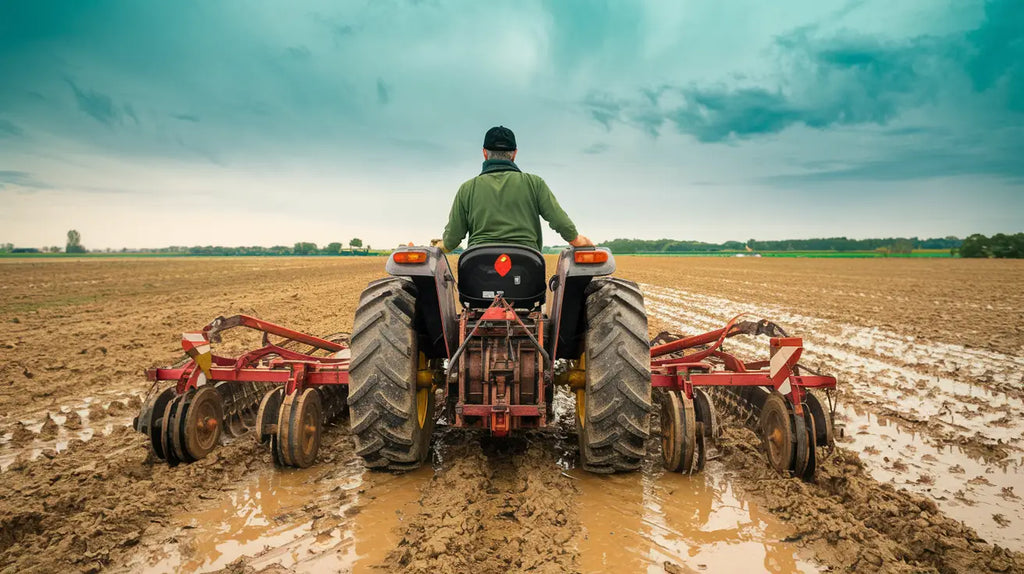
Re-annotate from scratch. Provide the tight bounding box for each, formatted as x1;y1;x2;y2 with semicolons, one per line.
0;249;955;259
633;249;954;258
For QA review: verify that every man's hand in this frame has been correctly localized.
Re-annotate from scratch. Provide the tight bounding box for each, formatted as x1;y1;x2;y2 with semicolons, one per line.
430;238;444;248
569;235;594;247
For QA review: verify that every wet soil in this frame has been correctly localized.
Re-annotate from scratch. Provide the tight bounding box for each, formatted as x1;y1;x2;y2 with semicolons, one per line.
1;256;1023;573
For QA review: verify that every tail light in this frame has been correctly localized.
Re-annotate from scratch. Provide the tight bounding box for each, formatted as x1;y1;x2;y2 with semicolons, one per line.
393;250;428;264
574;250;608;264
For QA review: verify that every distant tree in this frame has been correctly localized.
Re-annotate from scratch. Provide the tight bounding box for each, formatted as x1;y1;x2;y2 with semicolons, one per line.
349;238;363;249
0;243;12;253
293;242;318;255
958;234;990;258
66;229;86;253
887;238;914;254
324;242;343;255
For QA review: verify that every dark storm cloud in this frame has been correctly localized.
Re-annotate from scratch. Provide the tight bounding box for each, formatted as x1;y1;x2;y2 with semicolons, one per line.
64;78;129;127
590;1;1021;139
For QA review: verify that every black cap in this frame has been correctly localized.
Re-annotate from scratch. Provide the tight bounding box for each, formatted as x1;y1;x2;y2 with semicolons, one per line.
483;126;517;151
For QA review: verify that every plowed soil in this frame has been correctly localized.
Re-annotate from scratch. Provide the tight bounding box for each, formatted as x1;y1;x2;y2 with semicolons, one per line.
1;256;1022;574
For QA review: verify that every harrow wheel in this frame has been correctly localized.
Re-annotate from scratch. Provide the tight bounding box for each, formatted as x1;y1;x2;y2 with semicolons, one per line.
181;387;224;462
256;387;284;445
286;388;323;468
760;392;794;476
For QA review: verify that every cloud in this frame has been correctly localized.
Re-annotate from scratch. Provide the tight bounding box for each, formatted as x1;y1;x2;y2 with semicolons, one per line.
171;113;200;123
0;170;51;190
592;1;1021;139
377;79;390;105
0;119;22;137
582;142;609;154
64;78;136;127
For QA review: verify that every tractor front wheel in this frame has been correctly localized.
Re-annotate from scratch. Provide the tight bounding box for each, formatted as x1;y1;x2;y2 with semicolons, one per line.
577;278;652;473
348;278;434;471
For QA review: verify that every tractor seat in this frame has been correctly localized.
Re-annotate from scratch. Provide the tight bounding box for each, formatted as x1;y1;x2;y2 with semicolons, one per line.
457;245;546;310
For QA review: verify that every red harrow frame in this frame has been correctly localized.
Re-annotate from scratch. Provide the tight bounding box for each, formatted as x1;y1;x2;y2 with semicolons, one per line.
135;311;836;478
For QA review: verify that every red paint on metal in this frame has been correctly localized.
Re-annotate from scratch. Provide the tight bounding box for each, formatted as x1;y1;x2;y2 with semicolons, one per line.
494;253;512;277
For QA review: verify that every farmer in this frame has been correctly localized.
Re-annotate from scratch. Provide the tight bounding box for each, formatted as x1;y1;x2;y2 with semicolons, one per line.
436;126;592;253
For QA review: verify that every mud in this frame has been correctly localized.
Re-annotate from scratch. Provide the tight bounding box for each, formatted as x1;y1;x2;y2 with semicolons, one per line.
2;256;1023;573
718;428;1024;573
383;431;580;574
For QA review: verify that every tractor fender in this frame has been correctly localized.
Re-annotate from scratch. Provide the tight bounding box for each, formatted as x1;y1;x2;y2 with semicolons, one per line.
385;246;458;359
547;247;616;360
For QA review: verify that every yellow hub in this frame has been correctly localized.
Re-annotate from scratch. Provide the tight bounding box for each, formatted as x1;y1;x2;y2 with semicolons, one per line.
415;352;435;429
417;387;430;428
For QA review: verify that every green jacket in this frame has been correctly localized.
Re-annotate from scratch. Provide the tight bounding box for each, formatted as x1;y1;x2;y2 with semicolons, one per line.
442;159;579;252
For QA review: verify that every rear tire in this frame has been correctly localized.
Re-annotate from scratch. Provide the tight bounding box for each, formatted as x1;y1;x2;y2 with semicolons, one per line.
578;278;652;473
348;278;434;471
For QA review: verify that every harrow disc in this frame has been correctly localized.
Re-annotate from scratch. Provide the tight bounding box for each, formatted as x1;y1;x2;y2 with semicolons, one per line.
256;387;284;445
286;388;323;468
801;411;817;481
660;391;699;474
182;387;224;462
159;395;179;465
273;391;298;467
804;391;834;451
693;387;720;443
146;387;176;460
791;408;810;479
760;392;794;476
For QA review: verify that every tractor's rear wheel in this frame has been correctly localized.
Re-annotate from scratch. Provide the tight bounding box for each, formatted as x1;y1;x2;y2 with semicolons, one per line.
348;278;434;471
577;278;652;473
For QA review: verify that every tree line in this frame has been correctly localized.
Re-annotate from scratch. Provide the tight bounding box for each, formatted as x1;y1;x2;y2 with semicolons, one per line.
958;233;1024;258
598;236;964;254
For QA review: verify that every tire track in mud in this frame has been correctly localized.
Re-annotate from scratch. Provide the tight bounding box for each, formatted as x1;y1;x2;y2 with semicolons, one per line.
640;283;1024;556
380;430;580;574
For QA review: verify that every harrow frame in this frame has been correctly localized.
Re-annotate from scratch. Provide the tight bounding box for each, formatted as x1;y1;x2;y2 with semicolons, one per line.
136;308;837;479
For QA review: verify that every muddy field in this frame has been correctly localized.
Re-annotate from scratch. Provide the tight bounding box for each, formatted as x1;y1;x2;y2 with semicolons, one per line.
1;256;1022;573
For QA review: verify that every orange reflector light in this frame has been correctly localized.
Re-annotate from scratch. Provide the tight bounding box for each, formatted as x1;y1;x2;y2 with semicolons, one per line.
574;250;609;264
393;250;428;264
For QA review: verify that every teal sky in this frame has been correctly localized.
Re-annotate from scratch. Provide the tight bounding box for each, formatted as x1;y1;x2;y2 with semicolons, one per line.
1;0;1021;249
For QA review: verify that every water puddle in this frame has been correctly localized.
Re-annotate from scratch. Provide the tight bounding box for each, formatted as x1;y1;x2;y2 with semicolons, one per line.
575;462;817;573
839;404;1024;549
126;456;429;573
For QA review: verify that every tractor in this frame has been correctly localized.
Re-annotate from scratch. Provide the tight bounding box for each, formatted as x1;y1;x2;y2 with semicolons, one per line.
346;244;650;472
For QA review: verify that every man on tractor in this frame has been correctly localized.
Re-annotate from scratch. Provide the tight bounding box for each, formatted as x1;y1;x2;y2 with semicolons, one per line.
435;126;593;253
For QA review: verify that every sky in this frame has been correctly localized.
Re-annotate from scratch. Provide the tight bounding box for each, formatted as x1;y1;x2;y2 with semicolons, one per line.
1;0;1022;250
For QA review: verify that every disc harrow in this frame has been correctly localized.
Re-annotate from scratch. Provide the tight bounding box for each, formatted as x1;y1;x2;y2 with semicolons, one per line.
134;315;350;468
135;307;837;479
650;314;837;481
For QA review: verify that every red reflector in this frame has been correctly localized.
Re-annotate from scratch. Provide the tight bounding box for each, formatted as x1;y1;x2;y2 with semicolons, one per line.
574;250;608;264
393;250;428;264
494;254;512;277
